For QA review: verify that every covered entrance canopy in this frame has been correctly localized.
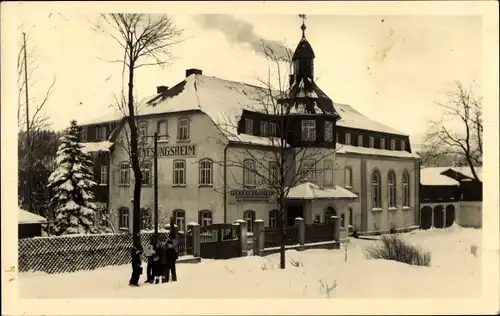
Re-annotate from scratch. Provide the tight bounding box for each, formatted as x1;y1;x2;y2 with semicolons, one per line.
286;182;358;200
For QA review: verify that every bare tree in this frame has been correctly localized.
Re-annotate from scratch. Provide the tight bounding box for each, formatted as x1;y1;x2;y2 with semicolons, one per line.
94;14;183;248
214;44;341;269
424;81;482;181
17;29;57;213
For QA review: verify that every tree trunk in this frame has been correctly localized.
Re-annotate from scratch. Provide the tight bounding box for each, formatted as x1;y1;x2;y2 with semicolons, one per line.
127;57;142;249
279;196;286;269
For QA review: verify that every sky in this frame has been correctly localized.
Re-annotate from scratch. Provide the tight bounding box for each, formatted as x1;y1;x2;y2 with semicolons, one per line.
5;5;483;145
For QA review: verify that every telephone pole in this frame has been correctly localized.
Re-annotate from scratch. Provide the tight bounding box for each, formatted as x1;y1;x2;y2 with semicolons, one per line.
23;32;32;212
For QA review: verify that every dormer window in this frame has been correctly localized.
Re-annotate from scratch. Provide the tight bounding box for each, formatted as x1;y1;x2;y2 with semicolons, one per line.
96;126;107;141
260;121;269;136
401;140;406;151
245;119;253;134
391;139;396;150
369;136;374;148
301;120;316;141
324;121;333;142
357;135;363;147
345;133;351;145
380;138;386;149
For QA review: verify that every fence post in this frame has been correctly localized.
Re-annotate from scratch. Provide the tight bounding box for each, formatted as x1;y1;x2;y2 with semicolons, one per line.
188;222;200;258
235;219;247;256
331;216;340;249
253;219;265;256
295;217;305;250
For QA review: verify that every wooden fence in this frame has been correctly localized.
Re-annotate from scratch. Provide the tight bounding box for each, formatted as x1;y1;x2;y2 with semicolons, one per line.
304;224;334;244
263;226;299;248
18;231;191;274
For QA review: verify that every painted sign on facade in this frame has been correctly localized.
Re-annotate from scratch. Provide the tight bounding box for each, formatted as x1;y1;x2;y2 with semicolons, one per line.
230;189;275;202
138;145;196;158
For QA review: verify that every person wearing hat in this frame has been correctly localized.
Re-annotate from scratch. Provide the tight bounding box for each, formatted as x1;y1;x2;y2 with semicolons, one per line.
165;240;178;282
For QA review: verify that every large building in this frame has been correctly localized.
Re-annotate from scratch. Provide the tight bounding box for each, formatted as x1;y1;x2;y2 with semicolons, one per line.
80;22;420;235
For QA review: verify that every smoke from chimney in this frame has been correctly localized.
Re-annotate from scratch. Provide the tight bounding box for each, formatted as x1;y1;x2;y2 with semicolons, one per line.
194;14;292;61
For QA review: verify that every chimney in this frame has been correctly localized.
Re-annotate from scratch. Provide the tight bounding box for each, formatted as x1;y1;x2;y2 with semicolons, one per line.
185;68;202;77
156;86;168;94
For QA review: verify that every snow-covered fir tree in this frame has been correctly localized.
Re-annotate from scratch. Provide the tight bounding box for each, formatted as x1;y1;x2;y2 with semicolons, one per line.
48;120;98;235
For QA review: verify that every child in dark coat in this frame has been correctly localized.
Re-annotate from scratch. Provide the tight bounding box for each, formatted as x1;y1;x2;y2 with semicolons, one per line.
165;240;178;282
129;247;142;287
151;253;163;284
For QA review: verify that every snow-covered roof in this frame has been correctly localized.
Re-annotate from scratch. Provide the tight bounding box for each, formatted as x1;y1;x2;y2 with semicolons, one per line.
420;168;460;186
336;144;419;159
77;73;409;139
81;141;114;153
446;167;483;182
19;207;47;224
287;182;358;200
334;102;407;136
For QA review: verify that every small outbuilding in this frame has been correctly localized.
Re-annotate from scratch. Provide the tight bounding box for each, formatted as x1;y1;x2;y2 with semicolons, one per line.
18;207;47;238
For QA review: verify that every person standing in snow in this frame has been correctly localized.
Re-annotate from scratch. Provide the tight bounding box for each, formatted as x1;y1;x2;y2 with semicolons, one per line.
151;253;163;284
143;244;155;283
169;217;178;252
165;240;178;282
129;246;142;287
156;242;168;283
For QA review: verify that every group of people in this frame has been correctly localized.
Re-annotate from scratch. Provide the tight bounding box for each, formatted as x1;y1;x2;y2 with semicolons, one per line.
129;219;179;287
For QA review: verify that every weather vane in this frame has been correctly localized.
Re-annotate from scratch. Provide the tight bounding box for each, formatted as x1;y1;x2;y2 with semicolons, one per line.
298;14;307;38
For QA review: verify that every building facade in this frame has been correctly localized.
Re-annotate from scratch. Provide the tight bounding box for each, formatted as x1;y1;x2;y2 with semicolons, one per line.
79;23;420;235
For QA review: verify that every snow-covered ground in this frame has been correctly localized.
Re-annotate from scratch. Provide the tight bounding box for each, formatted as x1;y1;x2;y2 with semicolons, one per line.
18;225;489;299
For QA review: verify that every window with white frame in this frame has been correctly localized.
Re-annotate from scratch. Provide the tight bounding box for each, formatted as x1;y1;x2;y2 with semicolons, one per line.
388;170;396;208
173;160;186;185
260;121;269;136
269;209;278;228
243;210;256;233
81;128;87;142
369;136;374;148
390;139;396;150
96;126;107;141
401;140;406;151
138;121;148;143
119;207;129;229
302;160;316;181
269;161;279;185
141;162;152;185
199;158;213;185
345;133;351;145
301;120;316;141
371;169;382;208
380;138;386;149
177;118;190;140
324;121;333;142
243;159;256;186
269;122;277;136
402;171;410;207
100;165;108;185
119;162;130;185
172;209;186;233
245;118;253;134
345;167;353;188
199;210;213;227
157;120;168;141
324;159;334;186
357;135;363;147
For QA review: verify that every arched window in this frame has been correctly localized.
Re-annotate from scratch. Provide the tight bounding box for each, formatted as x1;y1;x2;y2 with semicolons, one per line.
402;171;410;207
119;162;130;185
243;210;256;232
345;166;353;188
199;158;213;185
324;207;337;224
388;170;396;208
269;209;278;228
141;161;152;185
198;210;213;227
371;169;381;208
172;209;186;233
118;207;129;229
